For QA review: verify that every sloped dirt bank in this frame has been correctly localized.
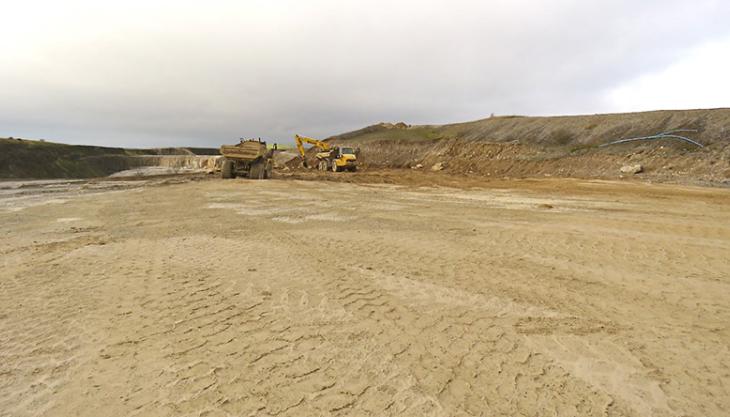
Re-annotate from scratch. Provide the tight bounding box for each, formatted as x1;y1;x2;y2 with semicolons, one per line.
301;108;730;186
306;138;730;186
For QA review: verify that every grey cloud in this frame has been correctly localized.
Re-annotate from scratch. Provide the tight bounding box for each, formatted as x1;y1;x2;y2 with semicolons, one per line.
1;0;729;147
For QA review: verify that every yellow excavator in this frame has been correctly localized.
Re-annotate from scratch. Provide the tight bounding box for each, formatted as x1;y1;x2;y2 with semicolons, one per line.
294;134;359;172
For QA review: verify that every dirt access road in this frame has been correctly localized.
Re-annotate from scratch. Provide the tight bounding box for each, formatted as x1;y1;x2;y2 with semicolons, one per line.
1;176;728;417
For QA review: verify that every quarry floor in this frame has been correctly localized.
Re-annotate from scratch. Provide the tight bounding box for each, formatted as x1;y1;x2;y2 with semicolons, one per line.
1;174;729;417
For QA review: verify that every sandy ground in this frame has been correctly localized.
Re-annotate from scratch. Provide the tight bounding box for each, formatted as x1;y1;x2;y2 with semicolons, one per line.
1;175;729;416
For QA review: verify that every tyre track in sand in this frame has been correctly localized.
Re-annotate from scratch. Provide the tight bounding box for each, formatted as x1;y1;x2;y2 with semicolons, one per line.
1;178;729;416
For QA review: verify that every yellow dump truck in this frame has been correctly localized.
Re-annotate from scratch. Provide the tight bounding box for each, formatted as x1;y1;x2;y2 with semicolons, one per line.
220;139;274;179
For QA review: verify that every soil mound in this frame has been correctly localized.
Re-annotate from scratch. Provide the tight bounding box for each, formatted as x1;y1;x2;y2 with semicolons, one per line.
322;109;730;185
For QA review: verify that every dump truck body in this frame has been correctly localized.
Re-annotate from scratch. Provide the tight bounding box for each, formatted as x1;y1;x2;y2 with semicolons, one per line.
220;140;273;179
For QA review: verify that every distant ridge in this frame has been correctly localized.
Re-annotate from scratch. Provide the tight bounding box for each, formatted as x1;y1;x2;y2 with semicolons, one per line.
328;108;730;146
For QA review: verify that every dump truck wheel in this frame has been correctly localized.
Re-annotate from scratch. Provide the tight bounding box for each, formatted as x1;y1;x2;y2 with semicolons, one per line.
222;159;234;179
264;161;272;179
331;162;339;172
249;162;260;179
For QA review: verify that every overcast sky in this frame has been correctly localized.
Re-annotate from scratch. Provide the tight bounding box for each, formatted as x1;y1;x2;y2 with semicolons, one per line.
1;0;729;147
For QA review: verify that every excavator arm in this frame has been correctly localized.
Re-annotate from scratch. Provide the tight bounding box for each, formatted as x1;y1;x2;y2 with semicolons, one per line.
295;134;330;168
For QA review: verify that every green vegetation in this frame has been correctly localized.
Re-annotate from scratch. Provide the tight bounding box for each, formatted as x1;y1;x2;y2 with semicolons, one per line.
0;138;218;179
269;143;296;150
1;139;129;178
331;125;449;144
547;128;576;145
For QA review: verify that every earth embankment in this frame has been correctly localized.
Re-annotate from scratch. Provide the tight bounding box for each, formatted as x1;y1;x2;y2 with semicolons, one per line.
319;109;730;185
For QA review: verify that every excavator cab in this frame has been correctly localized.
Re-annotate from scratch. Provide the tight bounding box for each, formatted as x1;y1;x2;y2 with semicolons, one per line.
338;147;355;157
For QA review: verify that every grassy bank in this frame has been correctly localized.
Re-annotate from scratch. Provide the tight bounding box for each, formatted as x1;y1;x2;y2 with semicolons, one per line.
0;138;219;179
